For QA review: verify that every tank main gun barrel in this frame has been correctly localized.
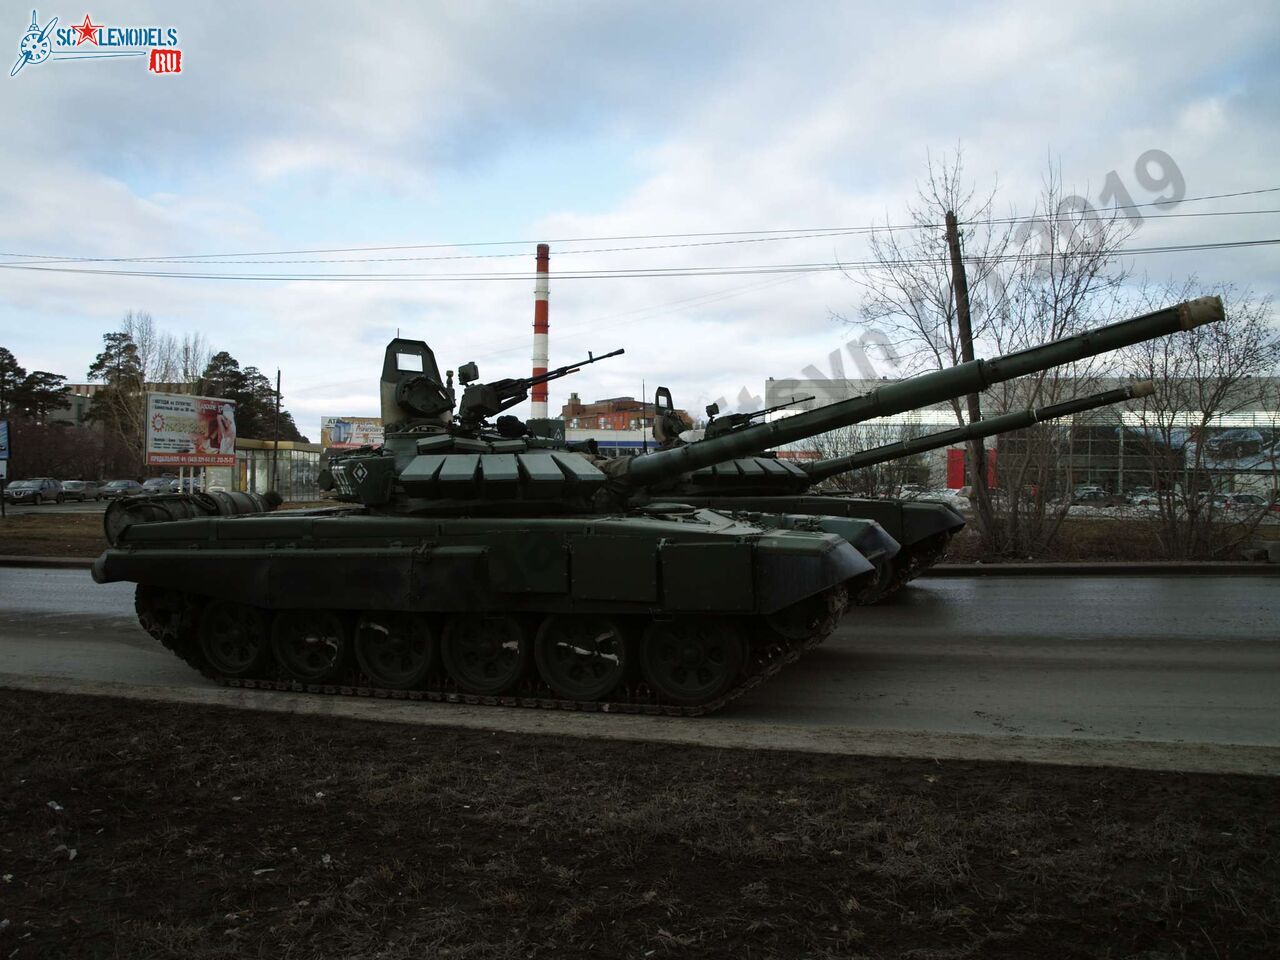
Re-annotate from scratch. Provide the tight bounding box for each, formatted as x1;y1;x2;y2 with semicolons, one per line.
621;296;1222;487
803;381;1155;481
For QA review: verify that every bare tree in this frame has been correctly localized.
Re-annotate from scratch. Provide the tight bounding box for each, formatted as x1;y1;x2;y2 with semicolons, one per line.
974;164;1136;555
119;311;209;387
178;332;213;385
806;420;936;498
121;310;173;384
1122;281;1280;558
847;153;1135;556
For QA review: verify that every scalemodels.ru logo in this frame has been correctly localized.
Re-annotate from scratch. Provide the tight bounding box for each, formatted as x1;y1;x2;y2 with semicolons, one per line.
11;9;182;77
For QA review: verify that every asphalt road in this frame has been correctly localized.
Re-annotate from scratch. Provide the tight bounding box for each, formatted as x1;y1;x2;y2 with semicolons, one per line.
2;567;1276;752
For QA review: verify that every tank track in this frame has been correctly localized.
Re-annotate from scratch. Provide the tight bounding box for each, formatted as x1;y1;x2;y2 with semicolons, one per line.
854;532;952;605
135;588;832;718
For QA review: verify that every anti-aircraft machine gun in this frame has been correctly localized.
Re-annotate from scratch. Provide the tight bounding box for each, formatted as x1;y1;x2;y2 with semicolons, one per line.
702;395;815;441
93;297;1223;713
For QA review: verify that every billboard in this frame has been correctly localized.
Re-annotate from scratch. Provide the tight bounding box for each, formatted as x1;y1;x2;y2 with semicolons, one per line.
145;392;237;466
321;416;384;449
0;418;8;460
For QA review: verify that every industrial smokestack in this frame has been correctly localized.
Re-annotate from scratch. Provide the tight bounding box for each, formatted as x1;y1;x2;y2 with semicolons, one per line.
531;243;550;418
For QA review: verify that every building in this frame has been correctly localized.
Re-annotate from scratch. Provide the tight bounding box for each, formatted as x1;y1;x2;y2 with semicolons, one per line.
211;438;324;502
49;381;204;428
561;392;691;456
763;376;1280;495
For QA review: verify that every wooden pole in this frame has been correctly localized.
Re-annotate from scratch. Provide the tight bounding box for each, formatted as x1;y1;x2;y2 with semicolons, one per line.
271;368;281;494
944;211;994;531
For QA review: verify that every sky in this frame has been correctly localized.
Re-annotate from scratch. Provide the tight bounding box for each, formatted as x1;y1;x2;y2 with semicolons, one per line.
2;0;1278;438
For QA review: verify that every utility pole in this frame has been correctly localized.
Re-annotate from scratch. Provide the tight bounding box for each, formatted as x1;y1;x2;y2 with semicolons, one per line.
945;211;995;537
271;368;281;493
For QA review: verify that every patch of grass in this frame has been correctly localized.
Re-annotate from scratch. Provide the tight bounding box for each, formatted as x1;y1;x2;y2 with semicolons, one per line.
0;513;106;557
1;690;1277;958
945;513;1280;562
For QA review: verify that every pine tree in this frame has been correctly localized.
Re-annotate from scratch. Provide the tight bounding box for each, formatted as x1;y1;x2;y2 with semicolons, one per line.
87;331;146;469
0;347;27;416
16;371;69;424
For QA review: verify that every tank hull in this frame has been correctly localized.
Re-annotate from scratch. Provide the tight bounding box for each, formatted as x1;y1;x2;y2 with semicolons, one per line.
669;494;964;602
94;504;873;714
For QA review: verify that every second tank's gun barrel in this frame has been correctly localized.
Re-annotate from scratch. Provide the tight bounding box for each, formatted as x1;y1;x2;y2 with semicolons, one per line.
804;381;1155;481
621;296;1222;487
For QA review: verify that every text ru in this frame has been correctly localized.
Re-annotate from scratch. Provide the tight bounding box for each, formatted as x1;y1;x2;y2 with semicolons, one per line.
55;27;178;46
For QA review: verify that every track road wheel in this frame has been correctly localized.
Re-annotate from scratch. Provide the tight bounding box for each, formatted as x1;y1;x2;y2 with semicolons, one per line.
199;601;272;678
441;615;530;695
641;617;745;707
272;610;351;683
534;614;633;701
355;612;438;689
135;585;191;650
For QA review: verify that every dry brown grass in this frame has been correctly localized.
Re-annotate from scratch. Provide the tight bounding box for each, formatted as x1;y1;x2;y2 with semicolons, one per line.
2;690;1278;959
946;513;1280;562
0;512;106;557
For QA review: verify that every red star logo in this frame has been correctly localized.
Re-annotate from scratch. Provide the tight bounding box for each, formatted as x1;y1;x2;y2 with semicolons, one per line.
72;14;102;45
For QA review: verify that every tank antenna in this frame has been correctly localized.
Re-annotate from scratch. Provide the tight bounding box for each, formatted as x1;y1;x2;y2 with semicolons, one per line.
642;379;648;454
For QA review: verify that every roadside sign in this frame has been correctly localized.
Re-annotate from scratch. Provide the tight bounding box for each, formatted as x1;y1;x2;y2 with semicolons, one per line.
145;393;237;466
0;422;7;517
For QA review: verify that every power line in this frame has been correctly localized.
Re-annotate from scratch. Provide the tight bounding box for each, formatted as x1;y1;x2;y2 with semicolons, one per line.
2;186;1278;268
288;274;806;394
0;237;1275;283
3;207;1279;269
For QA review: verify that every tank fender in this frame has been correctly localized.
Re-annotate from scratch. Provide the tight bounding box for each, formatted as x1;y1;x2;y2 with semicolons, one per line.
752;533;871;615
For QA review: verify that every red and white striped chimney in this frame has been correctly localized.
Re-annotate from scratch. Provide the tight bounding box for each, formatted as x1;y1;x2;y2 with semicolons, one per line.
531;243;550;419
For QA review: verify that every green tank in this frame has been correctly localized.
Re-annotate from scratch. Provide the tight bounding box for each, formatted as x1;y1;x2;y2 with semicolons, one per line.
92;297;1222;713
649;381;1157;602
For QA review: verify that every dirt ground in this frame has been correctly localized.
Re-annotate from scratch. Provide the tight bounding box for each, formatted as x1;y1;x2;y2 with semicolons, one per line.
1;690;1276;959
0;513;105;558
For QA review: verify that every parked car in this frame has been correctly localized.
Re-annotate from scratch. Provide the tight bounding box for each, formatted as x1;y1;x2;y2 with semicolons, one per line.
141;477;176;496
1072;488;1120;507
168;478;204;493
916;488;971;510
1220;493;1269;512
100;479;145;499
60;480;102;502
3;478;64;505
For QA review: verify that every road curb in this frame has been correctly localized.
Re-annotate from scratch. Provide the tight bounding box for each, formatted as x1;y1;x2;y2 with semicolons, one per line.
0;555;94;569
923;561;1280;576
2;673;1276;776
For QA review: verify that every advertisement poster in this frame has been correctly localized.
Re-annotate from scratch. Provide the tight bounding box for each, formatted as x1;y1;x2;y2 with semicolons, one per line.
0;418;9;460
146;393;237;466
321;416;383;449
